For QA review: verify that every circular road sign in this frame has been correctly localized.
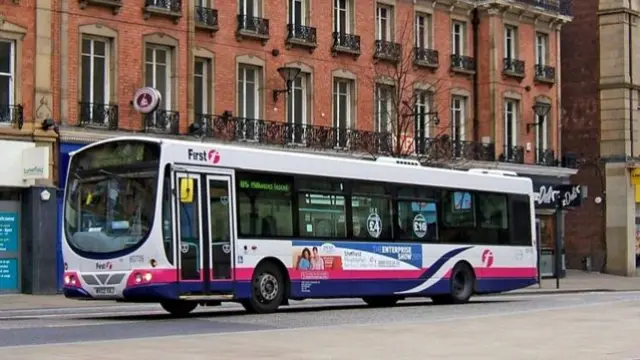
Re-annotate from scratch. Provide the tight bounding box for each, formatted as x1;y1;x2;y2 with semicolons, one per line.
133;87;161;114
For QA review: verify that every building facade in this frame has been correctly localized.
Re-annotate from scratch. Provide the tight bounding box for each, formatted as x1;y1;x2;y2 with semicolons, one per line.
1;0;576;292
560;0;604;272
595;0;640;276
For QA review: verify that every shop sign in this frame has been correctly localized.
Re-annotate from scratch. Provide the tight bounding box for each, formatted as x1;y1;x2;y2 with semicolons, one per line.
533;184;583;209
22;147;49;181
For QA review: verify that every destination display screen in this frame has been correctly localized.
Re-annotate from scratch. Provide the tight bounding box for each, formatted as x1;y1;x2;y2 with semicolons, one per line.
239;180;291;192
72;141;161;172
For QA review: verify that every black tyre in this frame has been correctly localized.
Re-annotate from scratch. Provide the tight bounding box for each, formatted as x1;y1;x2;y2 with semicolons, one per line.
362;296;399;307
241;262;285;314
160;300;198;317
430;262;475;305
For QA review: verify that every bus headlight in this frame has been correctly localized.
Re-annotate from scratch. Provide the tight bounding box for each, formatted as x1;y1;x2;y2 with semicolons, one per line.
64;275;77;286
134;272;153;284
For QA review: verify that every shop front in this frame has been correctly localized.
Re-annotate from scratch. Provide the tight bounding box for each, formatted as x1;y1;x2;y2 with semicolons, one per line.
531;181;583;279
0;139;57;295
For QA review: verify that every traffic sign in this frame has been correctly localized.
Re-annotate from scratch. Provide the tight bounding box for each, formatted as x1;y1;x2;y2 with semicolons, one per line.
132;87;161;114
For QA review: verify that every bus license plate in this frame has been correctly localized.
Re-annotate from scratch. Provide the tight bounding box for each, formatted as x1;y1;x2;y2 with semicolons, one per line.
95;287;115;295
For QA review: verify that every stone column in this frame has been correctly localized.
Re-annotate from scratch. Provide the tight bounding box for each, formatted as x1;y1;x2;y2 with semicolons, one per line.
34;0;54;124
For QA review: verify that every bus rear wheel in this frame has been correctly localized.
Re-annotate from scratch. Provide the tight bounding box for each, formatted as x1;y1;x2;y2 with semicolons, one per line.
362;296;399;307
242;262;285;314
431;262;475;305
160;300;198;317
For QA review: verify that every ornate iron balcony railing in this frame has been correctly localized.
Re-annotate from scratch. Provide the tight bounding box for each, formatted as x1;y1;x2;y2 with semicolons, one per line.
78;102;118;130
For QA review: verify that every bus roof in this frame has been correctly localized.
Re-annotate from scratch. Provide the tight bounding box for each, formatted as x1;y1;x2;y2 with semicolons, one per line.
73;136;533;195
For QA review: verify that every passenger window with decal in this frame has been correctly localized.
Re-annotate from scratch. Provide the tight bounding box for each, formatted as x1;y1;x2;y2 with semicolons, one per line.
351;182;392;240
396;200;438;242
442;190;475;228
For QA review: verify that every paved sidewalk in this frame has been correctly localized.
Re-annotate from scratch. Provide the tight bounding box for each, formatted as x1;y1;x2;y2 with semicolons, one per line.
2;299;639;359
1;270;639;311
509;269;640;295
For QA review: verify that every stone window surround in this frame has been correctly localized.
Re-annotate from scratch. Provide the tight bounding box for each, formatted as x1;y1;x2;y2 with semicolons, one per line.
331;68;357;129
236;54;265;120
78;24;119;106
283;61;313;126
192;47;215;119
0;20;27;113
142;32;179;112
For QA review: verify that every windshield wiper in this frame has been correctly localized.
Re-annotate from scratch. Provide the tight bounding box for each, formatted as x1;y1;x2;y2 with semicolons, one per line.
99;169;124;179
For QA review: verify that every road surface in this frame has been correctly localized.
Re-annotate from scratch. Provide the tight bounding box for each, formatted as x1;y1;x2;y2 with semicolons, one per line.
1;292;639;359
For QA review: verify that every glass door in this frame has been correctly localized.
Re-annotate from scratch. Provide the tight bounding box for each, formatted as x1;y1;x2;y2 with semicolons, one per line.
174;172;206;294
206;176;234;281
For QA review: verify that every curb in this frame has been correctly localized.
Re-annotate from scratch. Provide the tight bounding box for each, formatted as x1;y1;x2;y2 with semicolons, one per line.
495;288;640;296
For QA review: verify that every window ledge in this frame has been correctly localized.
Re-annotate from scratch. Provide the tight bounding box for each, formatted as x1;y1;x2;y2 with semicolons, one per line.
236;30;270;45
503;70;526;79
79;0;122;14
535;77;555;84
332;46;361;59
414;60;439;69
285;38;318;53
195;21;219;34
451;67;476;75
143;6;182;24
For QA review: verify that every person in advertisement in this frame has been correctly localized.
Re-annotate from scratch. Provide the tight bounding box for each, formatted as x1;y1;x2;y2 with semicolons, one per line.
310;246;325;270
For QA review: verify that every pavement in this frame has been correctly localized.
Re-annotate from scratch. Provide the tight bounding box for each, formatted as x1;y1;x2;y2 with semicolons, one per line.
1;269;638;311
0;292;639;359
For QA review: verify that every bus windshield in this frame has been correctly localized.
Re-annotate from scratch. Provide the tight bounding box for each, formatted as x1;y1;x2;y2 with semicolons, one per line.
64;141;160;255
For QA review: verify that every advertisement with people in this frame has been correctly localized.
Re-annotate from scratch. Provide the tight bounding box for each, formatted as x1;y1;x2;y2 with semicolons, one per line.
291;241;423;277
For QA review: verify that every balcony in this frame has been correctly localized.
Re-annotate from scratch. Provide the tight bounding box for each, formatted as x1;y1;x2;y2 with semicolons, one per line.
143;0;182;23
187;115;572;168
415;136;496;163
499;145;525;164
236;15;270;45
536;149;558;166
450;54;475;75
374;40;401;63
195;6;218;33
0;104;24;130
414;47;439;69
503;58;526;78
535;64;555;84
78;102;118;130
286;24;317;52
144;110;180;134
332;32;361;58
78;0;121;14
513;0;572;16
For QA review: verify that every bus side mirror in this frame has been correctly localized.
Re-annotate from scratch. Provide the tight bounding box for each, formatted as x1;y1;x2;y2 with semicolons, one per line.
179;178;194;203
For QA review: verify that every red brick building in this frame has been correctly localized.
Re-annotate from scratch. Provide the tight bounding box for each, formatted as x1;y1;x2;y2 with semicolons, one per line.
2;0;577;276
560;0;604;271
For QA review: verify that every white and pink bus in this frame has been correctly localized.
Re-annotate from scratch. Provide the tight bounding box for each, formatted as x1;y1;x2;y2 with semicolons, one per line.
62;136;537;316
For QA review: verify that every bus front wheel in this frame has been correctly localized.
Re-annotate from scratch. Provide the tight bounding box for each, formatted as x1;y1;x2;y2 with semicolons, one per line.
160;301;198;317
242;262;285;314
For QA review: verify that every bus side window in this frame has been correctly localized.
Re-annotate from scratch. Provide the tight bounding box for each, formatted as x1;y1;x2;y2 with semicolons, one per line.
509;194;533;246
475;193;509;245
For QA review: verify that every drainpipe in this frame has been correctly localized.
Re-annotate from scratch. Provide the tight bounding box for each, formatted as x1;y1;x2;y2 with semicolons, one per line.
629;3;634;158
472;8;480;142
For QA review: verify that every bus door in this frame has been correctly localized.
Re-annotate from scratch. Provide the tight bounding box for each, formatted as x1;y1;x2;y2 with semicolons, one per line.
175;172;206;295
205;175;234;285
174;171;234;297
